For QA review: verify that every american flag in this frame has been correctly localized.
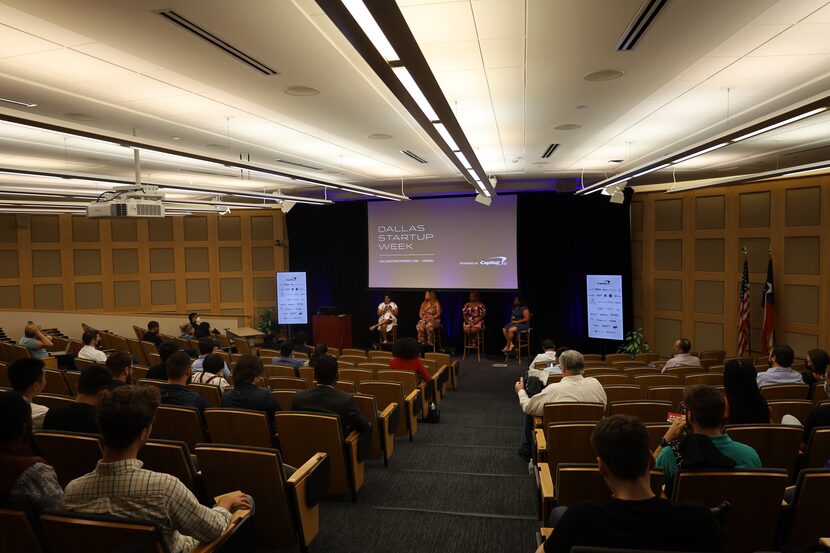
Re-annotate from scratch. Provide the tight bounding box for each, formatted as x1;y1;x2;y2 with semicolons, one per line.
737;255;751;356
761;256;775;352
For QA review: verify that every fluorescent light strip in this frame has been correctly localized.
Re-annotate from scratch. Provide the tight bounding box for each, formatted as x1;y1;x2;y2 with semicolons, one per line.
628;163;670;179
455;152;473;170
672;143;728;164
341;0;399;61
0;97;37;108
433;123;459;151
732;107;828;142
392;66;439;122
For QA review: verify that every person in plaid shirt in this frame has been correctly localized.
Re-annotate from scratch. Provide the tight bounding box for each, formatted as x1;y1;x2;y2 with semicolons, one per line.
62;386;251;553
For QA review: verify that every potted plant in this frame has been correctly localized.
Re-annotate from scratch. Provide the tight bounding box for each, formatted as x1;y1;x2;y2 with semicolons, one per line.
617;328;651;355
257;307;278;335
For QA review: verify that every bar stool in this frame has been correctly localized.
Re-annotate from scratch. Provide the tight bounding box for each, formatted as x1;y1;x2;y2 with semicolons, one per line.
428;324;443;353
376;324;397;345
516;327;532;364
463;324;485;362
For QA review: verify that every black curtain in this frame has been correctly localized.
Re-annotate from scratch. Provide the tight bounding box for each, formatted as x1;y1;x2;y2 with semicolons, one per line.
286;190;632;354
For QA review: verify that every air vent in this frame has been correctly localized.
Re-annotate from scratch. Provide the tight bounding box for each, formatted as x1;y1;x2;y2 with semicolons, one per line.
113;203;127;217
541;144;559;158
155;10;279;76
401;150;428;164
615;0;669;51
275;159;323;171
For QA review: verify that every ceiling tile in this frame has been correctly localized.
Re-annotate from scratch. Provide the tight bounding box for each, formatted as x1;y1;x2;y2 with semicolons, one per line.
471;0;525;39
420;41;482;72
402;2;477;43
480;37;525;68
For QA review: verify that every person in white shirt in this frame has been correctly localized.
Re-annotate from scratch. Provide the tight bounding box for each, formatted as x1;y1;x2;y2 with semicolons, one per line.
7;358;49;430
516;350;607;460
661;338;701;373
190;354;231;394
369;294;398;344
528;341;562;380
77;330;108;364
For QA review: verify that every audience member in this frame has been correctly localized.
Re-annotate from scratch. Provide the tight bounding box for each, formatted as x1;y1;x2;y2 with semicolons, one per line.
271;341;304;372
260;332;282;351
309;343;328;367
106;352;133;389
77;329;108;364
537;415;720;553
8;358;48;429
292;331;313;356
179;323;196;341
62;386;250;552
654;385;761;486
190;354;231;394
389;337;431;383
529;339;557;369
515;350;606;460
146;341;180;381
194;321;217;339
191;337;231;379
660;338;701;373
221;354;281;431
142;320;163;347
159;352;208;413
723;358;770;424
292;355;370;436
757;344;803;388
42;365;112;433
19;322;52;359
0;392;62;510
802;348;828;392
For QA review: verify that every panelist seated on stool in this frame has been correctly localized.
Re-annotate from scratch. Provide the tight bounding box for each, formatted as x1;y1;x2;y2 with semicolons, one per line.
369;294;398;344
502;295;530;353
462;291;487;345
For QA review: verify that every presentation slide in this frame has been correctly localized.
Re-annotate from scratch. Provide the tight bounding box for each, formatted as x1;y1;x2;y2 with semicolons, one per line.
368;196;518;289
586;274;623;340
277;272;308;324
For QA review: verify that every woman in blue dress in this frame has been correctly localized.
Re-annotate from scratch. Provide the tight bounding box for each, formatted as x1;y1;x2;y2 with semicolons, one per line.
502;295;530;353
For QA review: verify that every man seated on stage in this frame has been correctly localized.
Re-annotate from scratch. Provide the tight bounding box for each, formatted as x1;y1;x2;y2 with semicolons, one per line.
291;355;370;437
537;415;720;553
271;341;305;372
528;340;558;380
660;338;701;373
514;350;606;460
757;344;804;388
43;365;112;434
62;386;251;553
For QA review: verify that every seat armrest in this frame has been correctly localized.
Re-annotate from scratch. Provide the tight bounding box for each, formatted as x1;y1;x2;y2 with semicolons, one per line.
535;428;547;454
194;508;252;553
287;452;328;487
381;402;400;435
533;416;542;428
379;402;398;419
538;463;553;502
286;453;328;546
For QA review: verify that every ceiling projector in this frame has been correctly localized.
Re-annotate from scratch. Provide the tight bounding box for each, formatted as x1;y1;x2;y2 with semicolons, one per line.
86;185;165;219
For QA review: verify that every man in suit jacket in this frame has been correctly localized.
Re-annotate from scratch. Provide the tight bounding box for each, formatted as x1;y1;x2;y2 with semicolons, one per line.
291;354;370;436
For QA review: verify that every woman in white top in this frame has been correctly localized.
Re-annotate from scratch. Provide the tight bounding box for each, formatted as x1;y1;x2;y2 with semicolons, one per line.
369;294;399;344
190;353;231;394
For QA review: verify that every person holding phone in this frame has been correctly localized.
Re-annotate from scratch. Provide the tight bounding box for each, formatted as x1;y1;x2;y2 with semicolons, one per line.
370;294;398;344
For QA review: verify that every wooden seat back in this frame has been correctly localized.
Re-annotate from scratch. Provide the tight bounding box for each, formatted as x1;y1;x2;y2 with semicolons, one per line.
376;370;419;393
137;439;198;493
151;405;207;450
644;423;671;450
339;369;376;384
582;354;602;362
542;402;604;431
582;368;619;377
623;366;661;379
43;369;71;396
761;384;810;401
725;424;802;477
367;350;392;361
39;510;166;553
267;377;308;390
609;400;672;423
188;382;222;407
263;364;296;378
272;389;298;411
204;408;273;449
0;507;44;553
604;354;632;363
602;385;641;404
766;400;814;425
804;427;830;468
555;463;664;507
673;469;788;553
33;431;103;487
358;362;390;372
634;353;660;363
339;355;367;365
785;468;830;548
612;361;647;370
664;366;702;380
593;374;629;386
32;393;75;410
334;380;356;393
646;386;687;411
340;348;366;357
546;422;597;471
126;338;147;365
684;373;723;386
359;380;416;439
633;374;681;397
73;358;97;371
298;366;315;387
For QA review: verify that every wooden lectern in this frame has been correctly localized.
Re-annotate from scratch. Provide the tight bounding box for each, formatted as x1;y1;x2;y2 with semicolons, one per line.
312;315;351;350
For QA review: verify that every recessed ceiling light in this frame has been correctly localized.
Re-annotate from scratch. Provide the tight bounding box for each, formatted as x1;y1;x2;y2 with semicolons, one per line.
206;143;230;149
0;97;37;108
608;159;624;163
582;69;624;82
63;112;97;121
284;86;321;96
368;133;393;139
554;124;581;131
534;162;549;166
575;104;588;109
171;136;181;140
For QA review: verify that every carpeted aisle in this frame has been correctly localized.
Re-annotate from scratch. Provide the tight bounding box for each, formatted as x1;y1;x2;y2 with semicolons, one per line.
308;356;537;553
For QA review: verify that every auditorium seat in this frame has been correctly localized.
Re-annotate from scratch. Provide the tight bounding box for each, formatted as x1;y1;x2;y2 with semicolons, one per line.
139;340;157;361
326;347;340;357
334;380;356;393
541;402;605;431
623;367;661;379
339;354;368;365
368;350;392;361
663;366;701;380
0;507;44;553
646;386;686;411
634;353;660;363
602;385;641;405
136;439;200;495
592;374;629;386
337;360;357;369
146;352;161;366
196;444;325;551
72;358;96;371
783;469;830;549
582;354;602;362
339;368;375;384
582;368;619;377
275;412;365;500
204;408;274;449
583;361;609;368
272;389;297;411
603;354;631;363
644;423;670;450
804;427;830;468
766;400;814;425
189;382;222;407
724;424;802;477
354;393;398;466
292;351;309;361
341;348;366;357
43;369;72;396
377;369;430;416
0;362;10;388
32;393;75;410
358;362;389;371
700;358;723;371
708;364;725;374
537;422;596;467
672;469;788;553
426;352;457;390
263;364;296;379
612;361;646;370
761;384;811;401
359;380;419;441
546;374;563;385
33;430;103;487
609;400;672;423
151;405;208;450
258;348;279;359
131;365;149;381
267;377;308;391
137;378;165;391
700;349;726;362
231;338;251;355
125;338;147;366
298;366;315;387
633;374;681;397
684;373;723;386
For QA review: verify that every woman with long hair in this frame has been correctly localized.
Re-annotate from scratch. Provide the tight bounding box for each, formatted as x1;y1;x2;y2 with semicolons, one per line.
502;295;530;352
390;337;430;383
462;291;486;345
724;358;770;424
416;290;442;346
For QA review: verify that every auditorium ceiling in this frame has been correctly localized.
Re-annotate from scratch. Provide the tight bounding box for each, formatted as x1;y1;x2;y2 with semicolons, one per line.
1;0;830;205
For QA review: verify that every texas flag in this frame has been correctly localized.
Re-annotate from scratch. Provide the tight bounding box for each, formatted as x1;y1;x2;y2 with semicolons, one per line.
760;256;775;353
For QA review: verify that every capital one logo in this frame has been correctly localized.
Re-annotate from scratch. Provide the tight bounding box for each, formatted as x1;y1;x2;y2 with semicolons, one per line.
480;256;508;266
